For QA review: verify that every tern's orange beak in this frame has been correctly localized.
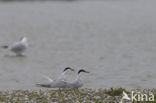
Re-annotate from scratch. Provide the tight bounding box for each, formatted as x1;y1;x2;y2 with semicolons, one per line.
85;71;90;73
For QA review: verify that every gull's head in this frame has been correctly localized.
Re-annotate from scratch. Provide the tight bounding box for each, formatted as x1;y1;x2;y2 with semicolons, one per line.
20;37;27;42
63;67;75;72
78;69;89;74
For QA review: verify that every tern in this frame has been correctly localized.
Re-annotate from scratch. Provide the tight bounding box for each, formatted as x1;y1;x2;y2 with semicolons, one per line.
67;69;89;89
1;37;28;56
36;67;74;89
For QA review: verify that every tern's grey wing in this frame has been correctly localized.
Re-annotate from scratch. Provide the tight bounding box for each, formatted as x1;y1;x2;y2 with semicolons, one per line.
41;75;54;82
56;72;67;81
52;80;67;88
36;80;67;89
67;80;83;89
36;83;52;88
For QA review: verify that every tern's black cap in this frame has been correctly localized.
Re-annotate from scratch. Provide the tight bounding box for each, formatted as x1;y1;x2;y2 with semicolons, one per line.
63;67;72;71
78;69;89;74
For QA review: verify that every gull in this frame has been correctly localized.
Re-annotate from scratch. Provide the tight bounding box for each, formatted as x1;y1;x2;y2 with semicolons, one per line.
36;67;74;89
1;37;28;56
67;69;89;89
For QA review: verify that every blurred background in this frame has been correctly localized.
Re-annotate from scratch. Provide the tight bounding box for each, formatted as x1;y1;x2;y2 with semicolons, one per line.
0;0;155;90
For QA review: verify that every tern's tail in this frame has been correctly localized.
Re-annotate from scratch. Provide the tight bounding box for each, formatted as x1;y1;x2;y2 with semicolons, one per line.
36;84;52;88
1;45;8;49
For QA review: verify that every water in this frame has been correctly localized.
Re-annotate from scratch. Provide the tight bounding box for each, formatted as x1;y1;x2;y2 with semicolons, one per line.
0;0;155;90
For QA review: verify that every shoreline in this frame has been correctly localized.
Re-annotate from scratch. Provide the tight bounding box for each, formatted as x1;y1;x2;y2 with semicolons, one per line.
0;88;155;102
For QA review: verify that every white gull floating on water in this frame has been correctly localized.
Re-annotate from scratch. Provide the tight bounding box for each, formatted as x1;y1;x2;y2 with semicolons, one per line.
1;37;28;56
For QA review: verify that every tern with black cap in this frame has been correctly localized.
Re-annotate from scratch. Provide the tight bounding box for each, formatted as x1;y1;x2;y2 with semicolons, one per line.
36;67;74;89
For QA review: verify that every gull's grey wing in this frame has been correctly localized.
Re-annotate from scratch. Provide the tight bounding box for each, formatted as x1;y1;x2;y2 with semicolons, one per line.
10;42;27;53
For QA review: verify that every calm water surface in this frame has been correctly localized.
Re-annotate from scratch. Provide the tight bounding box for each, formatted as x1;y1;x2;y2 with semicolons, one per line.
0;0;156;90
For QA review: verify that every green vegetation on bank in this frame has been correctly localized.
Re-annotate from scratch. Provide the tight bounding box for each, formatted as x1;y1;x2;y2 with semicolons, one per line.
0;88;155;103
